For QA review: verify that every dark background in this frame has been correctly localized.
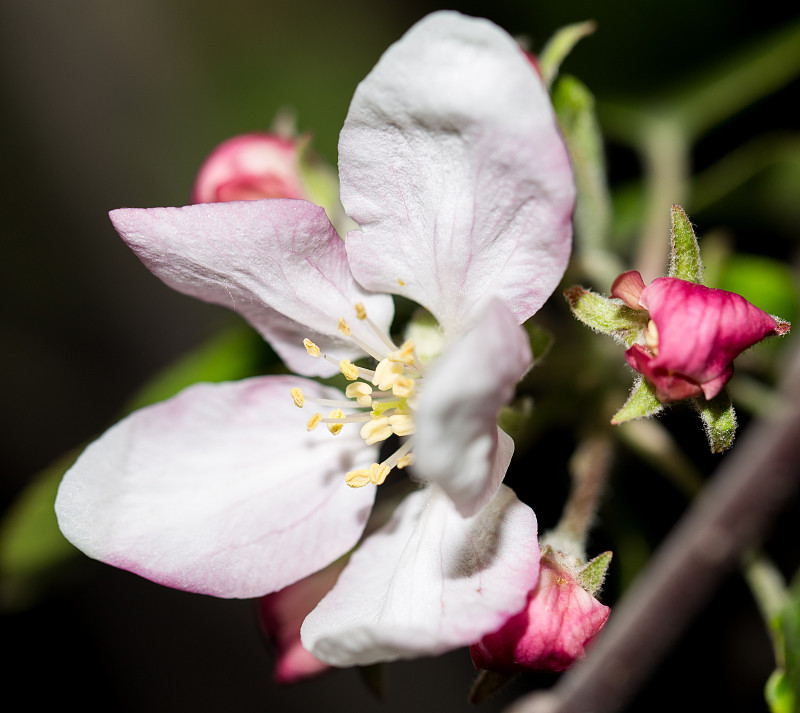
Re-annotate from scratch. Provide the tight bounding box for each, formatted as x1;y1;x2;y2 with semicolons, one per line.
2;1;799;711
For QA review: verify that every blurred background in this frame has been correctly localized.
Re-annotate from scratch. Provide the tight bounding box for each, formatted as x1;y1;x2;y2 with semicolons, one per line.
2;1;799;711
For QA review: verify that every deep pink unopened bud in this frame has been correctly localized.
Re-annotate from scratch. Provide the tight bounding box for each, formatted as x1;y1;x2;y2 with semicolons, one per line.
469;557;609;673
192;132;308;204
256;559;345;684
612;270;790;402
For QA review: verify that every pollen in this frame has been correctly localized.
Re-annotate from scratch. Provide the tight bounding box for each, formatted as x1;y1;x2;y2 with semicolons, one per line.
306;413;322;431
389;414;415;437
290;387;304;408
373;358;404;391
338;317;351;336
355;302;367;320
345;468;372;488
390;340;416;366
303;338;321;357
327;409;344;435
339;359;360;381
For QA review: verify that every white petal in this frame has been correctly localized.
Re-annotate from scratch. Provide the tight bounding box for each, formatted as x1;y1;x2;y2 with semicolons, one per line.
110;200;394;377
341;11;574;338
414;300;532;516
55;376;377;598
301;485;539;666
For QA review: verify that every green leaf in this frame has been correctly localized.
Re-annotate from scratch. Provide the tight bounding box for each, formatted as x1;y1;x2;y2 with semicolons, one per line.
717;253;799;324
564;286;650;346
768;568;800;713
538;20;596;88
766;670;794;713
553;74;619;287
125;325;269;413
694;391;737;453
0;452;79;611
577;551;613;596
611;377;664;425
669;204;703;283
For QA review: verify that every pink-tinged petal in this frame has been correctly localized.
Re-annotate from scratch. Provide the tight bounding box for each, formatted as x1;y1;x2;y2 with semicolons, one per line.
610;270;646;310
414;300;531;516
301;485;539;666
638;277;784;400
470;558;610;673
257;558;347;683
624;343;704;402
340;11;574;338
192;133;307;204
55;376;377;598
110;201;394;377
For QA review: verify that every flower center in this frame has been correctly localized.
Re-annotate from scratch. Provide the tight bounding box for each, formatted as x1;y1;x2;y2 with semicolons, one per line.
291;303;423;488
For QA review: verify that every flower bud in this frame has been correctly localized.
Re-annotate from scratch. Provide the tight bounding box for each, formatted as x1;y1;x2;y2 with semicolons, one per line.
192;132;310;204
611;270;790;402
256;559;346;684
469;554;609;673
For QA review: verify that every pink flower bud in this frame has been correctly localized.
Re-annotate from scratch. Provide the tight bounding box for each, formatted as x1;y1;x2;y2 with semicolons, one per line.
611;271;790;402
469;557;610;673
192;132;309;204
256;559;346;684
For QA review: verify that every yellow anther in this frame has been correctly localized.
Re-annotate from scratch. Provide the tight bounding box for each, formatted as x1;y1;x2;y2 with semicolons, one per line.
389;414;415;437
339;359;360;381
645;320;659;355
372;358;403;391
345;468;372;488
306;413;322;431
360;416;393;445
392;376;415;399
345;382;373;407
338;317;351;336
390;340;416;365
355;302;367;320
396;454;415;469
303;338;321;357
346;463;390;488
369;463;391;485
290;387;305;408
327;409;344;435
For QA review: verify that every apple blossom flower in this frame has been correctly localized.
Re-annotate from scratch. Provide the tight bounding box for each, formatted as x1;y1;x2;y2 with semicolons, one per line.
55;11;575;666
611;270;790;402
470;552;610;673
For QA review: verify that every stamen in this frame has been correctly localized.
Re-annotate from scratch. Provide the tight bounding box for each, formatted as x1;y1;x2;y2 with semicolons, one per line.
306;413;322;431
355;303;367;320
327;409;344;435
392;376;415;399
373;358;404;391
290;387;304;408
390;340;416;366
645;320;659;355
303;339;321;357
338;318;351;336
339;360;360;381
389;414;415;437
345;382;373;407
397;454;414;469
345;468;372;488
355;302;398;352
360;416;393;445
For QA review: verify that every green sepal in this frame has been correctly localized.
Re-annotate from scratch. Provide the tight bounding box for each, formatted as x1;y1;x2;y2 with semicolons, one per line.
538;20;596;88
611;377;664;425
693;390;737;453
577;551;613;596
669;204;703;284
552;75;617;286
564;286;650;346
525;322;554;364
